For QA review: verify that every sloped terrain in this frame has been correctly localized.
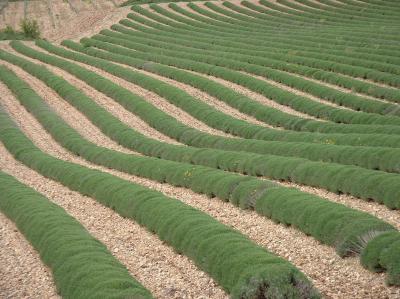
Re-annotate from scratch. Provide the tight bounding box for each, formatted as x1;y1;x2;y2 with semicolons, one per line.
0;0;400;298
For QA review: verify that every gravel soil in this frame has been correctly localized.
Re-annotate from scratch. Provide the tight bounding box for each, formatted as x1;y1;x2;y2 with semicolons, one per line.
4;56;399;233
241;71;349;112
0;212;60;299
0;83;228;299
191;69;319;120
134;67;275;128
41;45;235;138
2;64;400;299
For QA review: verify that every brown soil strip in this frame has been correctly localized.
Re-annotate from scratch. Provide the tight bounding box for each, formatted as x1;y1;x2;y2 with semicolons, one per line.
277;181;400;230
241;70;352;111
35;44;235;138
4;44;180;145
4;53;399;233
0;211;60;299
1;60;135;154
0;87;228;299
111;59;277;129
2;70;400;299
282;69;400;105
189;69;320;120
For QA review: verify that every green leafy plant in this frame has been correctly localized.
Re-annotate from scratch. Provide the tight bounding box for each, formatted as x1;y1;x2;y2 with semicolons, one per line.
20;19;40;39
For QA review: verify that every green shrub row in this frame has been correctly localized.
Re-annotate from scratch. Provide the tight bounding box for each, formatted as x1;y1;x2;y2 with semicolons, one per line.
102;23;400;118
122;9;400;114
4;45;400;210
128;1;400;68
64;38;400;173
361;231;400;285
190;2;400;93
32;40;400;148
0;104;319;299
77;35;400;136
306;0;400;19
0;170;153;299
195;2;400;48
241;1;400;69
242;0;400;40
2;63;399;285
257;0;399;26
185;1;400;60
273;0;398;22
120;0;203;7
307;0;399;17
132;2;400;73
84;30;400;137
166;2;400;83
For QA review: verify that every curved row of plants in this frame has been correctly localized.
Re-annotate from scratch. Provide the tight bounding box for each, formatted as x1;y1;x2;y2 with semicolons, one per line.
0;170;153;299
92;27;400;123
171;1;400;78
187;2;400;51
1;61;399;285
123;5;400;94
153;2;399;76
74;35;400;136
125;7;400;107
31;40;400;148
171;1;400;62
126;2;399;68
257;0;399;23
20;41;400;172
0;91;318;299
241;0;400;44
5;44;400;210
153;2;400;99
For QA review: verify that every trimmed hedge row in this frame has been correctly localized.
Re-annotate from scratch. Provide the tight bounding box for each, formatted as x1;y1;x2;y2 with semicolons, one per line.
265;0;398;22
120;0;203;7
4;45;400;210
241;0;397;23
85;31;400;129
109;20;400;124
31;40;400;148
0;170;153;299
189;2;400;49
146;1;400;64
0;102;319;299
2;63;400;285
158;2;400;98
242;0;400;40
241;1;400;69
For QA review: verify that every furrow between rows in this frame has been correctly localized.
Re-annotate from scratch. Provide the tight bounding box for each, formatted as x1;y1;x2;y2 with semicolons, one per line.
3;71;400;299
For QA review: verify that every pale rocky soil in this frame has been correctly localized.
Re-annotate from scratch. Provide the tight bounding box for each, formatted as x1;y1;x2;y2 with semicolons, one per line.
0;0;131;42
4;49;400;232
0;82;228;299
1;1;400;298
33;43;236;138
0;212;60;299
1;58;400;298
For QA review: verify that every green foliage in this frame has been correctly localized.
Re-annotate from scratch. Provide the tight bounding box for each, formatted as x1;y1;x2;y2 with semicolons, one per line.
361;231;400;285
0;103;319;298
5;42;400;210
20;19;40;39
0;25;26;41
1;54;399;285
4;25;14;34
0;171;152;298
